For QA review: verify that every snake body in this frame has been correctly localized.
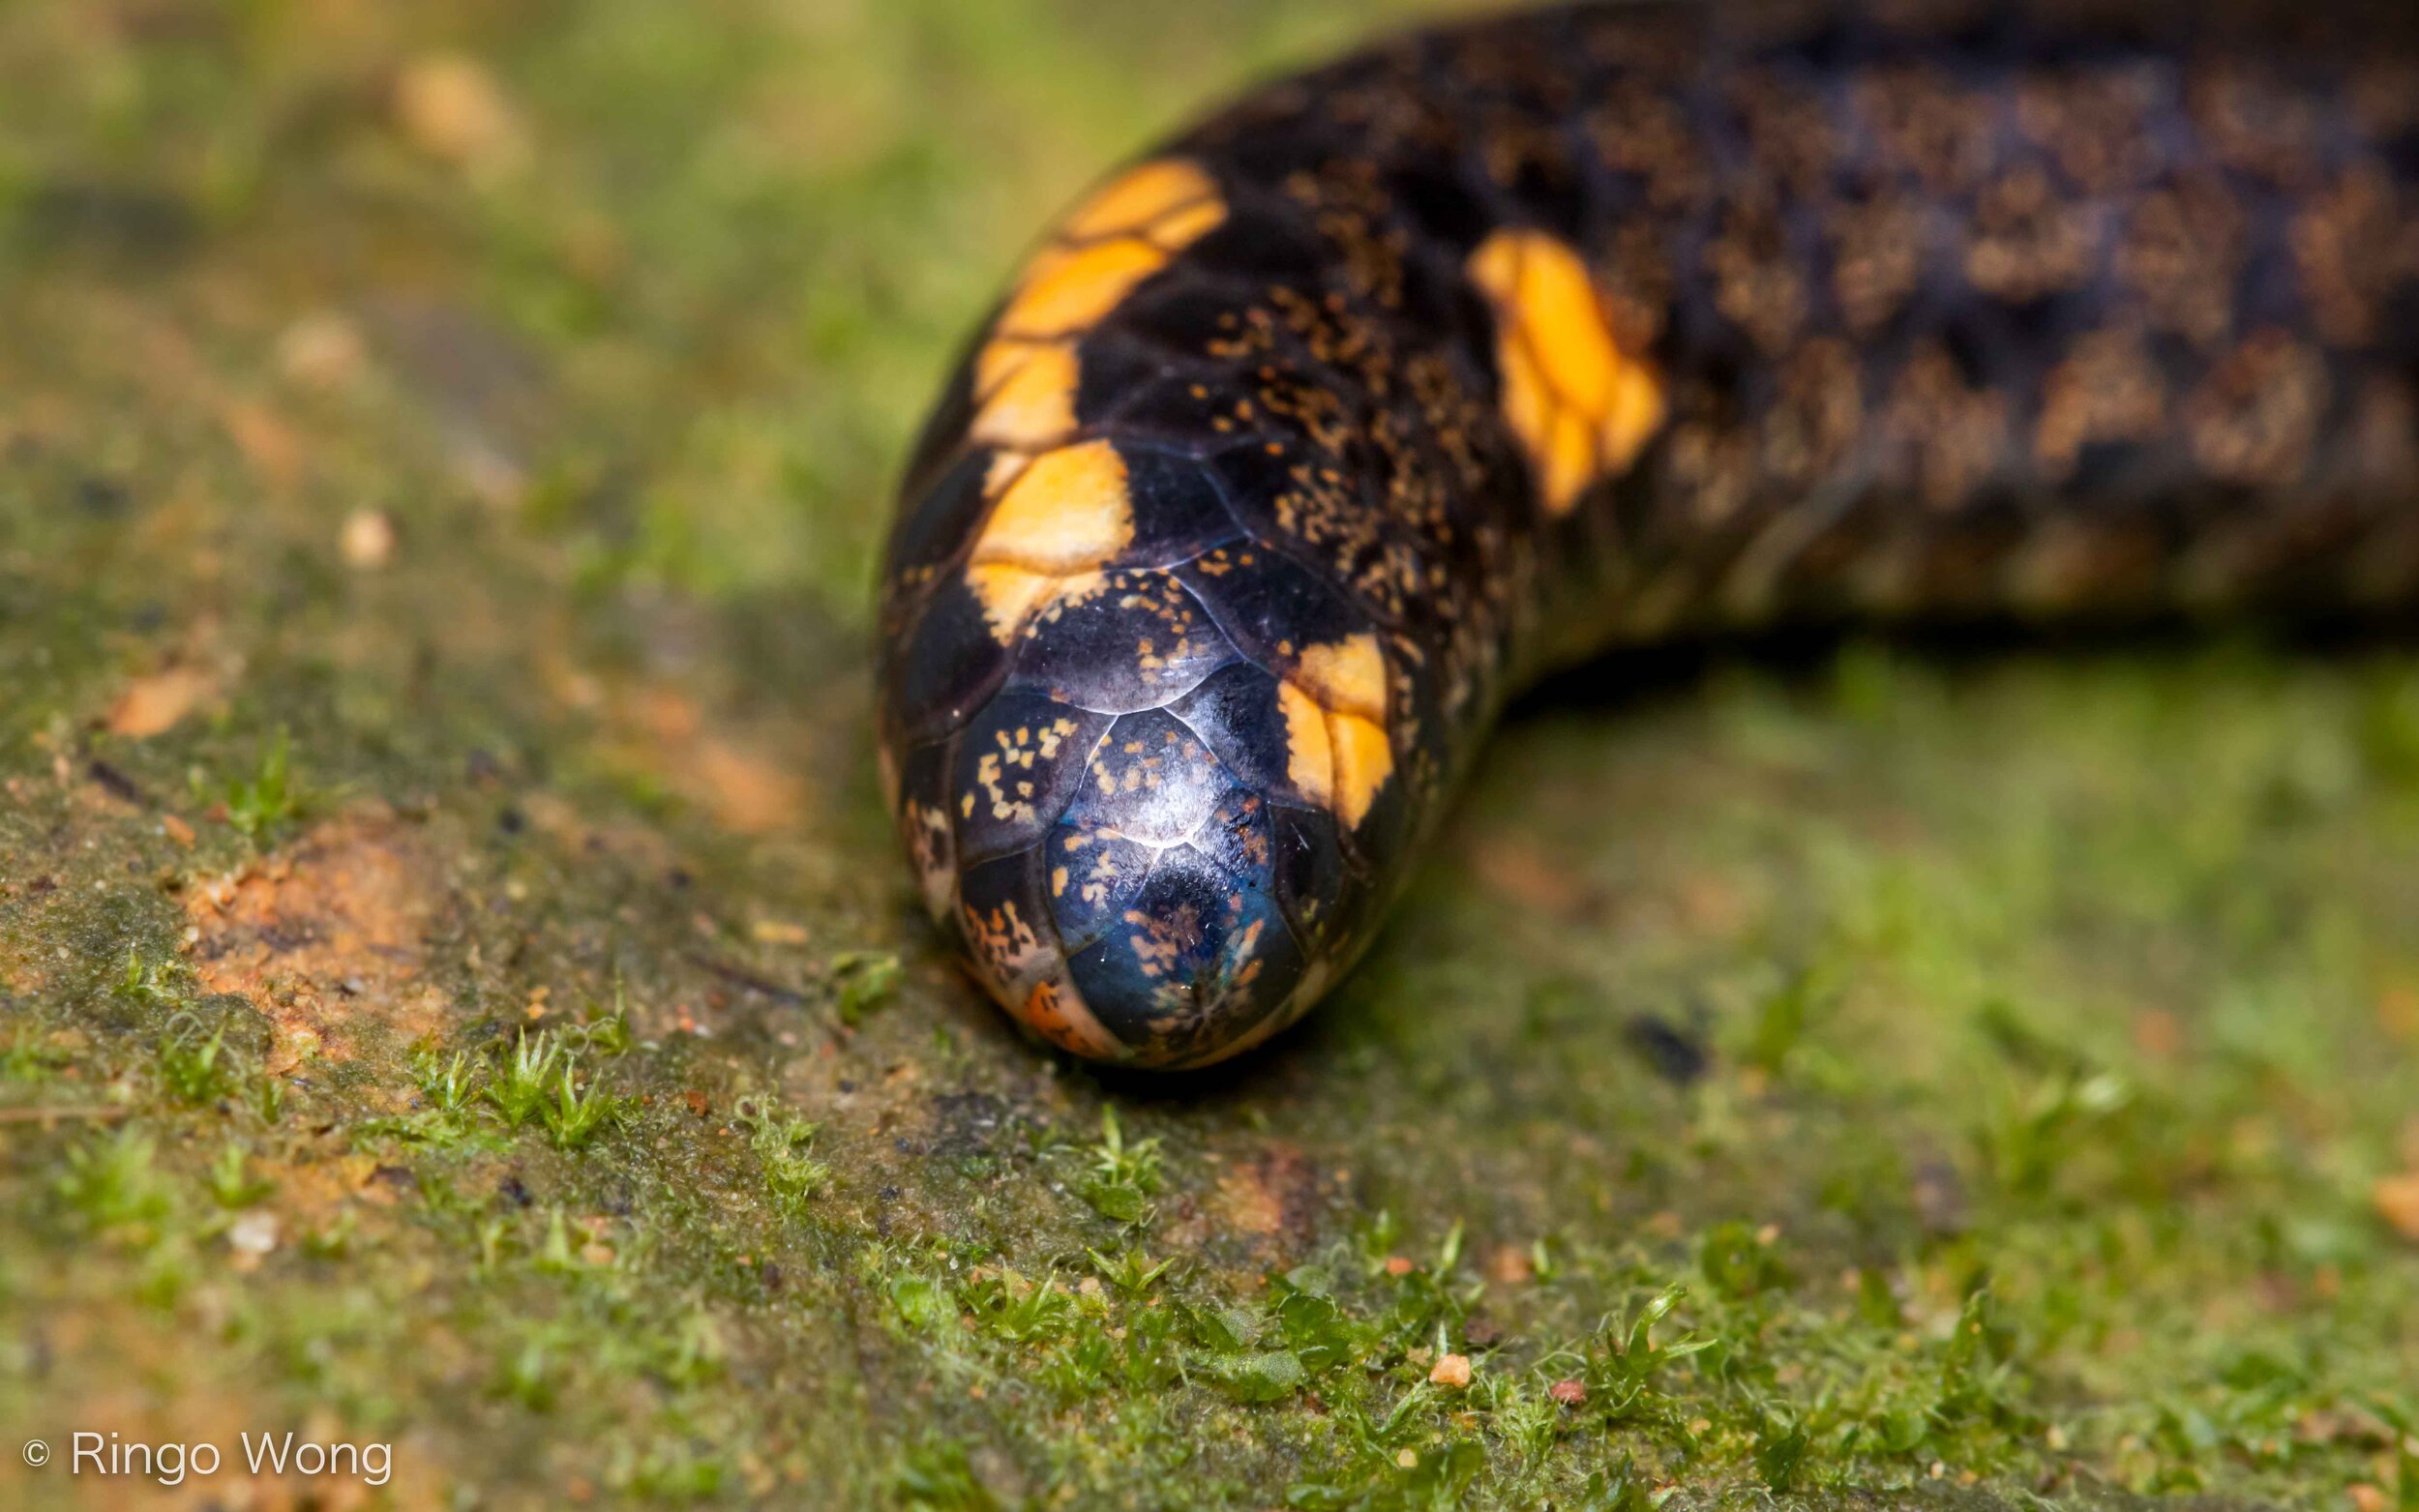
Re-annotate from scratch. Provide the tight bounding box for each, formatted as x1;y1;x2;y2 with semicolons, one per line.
875;0;2419;1069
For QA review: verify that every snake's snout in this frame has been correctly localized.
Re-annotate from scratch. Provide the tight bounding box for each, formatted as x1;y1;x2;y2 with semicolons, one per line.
882;695;1322;1068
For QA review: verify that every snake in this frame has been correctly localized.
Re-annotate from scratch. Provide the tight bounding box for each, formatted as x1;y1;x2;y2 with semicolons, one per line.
873;0;2419;1070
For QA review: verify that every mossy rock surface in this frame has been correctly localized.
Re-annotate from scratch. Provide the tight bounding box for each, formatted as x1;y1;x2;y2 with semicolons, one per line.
3;2;2418;1508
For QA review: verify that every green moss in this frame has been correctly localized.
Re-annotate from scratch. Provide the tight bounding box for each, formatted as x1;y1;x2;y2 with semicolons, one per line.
485;1030;566;1130
1076;1107;1164;1224
741;1097;829;1219
217;727;307;846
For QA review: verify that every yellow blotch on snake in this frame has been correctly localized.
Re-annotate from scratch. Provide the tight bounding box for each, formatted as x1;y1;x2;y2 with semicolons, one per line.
970;341;1080;453
1277;633;1393;828
971;159;1227;453
1466;228;1666;515
963;439;1133;641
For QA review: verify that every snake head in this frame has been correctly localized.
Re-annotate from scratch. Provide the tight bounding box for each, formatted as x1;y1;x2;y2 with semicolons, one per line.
875;429;1405;1069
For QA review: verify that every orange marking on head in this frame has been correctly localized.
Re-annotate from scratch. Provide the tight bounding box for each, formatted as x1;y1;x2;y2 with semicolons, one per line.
1467;228;1667;515
1060;158;1222;242
964;440;1132;640
983;450;1033;497
971;341;1080;450
1545;407;1598;513
1323;713;1392;830
1515;242;1620;414
1277;680;1334;812
1276;634;1393;828
972;440;1132;572
1602;360;1667;472
964;564;1060;639
1496;340;1552;457
959;898;1050;985
974;338;1039;399
1144;196;1226;249
962;160;1229;470
1017;977;1121;1059
998;236;1170;341
1291;634;1388;724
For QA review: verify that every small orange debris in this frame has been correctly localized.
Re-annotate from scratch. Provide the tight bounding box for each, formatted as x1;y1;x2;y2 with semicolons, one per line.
691;738;805;835
394;55;526;171
1472;838;1593;918
277;311;367;390
2132;1009;2185;1058
342;509;398;569
2373;1173;2419;1241
222;401;305;489
1384;1255;1414;1277
1550;1379;1586;1406
2348;1484;2386;1512
107;667;217;738
1428;1353;1472;1388
2380;981;2419;1043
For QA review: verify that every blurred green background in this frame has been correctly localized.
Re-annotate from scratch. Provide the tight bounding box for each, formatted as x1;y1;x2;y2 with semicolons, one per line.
2;1;2418;1508
2;0;1433;622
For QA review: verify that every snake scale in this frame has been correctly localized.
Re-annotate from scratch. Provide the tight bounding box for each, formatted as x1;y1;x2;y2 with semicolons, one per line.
874;0;2419;1069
